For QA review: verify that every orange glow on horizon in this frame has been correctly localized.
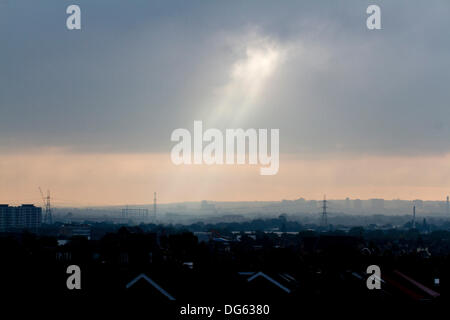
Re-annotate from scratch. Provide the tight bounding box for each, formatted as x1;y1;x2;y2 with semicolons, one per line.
1;149;450;206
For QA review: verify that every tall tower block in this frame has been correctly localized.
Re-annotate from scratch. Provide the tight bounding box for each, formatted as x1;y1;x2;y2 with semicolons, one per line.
153;192;157;221
321;195;328;228
446;196;449;215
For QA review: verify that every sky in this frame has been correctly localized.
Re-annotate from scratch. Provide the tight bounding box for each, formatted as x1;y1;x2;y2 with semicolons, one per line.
1;0;450;206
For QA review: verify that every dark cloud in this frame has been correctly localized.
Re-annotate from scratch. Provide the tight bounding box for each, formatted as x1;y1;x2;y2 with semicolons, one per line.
1;0;449;155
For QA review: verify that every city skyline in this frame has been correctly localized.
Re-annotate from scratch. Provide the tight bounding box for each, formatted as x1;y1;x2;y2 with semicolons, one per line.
1;2;450;312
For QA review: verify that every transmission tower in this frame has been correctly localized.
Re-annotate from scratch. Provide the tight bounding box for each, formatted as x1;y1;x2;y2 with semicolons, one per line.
39;187;53;224
321;195;328;228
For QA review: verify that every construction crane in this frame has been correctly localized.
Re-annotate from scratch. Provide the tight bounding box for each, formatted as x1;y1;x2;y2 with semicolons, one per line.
39;187;52;224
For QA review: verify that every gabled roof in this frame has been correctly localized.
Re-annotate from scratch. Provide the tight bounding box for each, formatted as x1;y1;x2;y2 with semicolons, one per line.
126;273;176;300
245;272;291;293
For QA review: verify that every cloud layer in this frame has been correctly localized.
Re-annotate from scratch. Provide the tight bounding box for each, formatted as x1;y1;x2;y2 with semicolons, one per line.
1;1;450;203
1;1;450;155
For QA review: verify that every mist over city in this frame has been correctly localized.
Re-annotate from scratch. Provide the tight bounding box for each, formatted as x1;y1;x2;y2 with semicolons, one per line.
1;0;450;317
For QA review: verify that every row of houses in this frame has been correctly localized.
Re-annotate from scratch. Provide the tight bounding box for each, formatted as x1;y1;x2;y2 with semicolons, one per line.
115;267;441;303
